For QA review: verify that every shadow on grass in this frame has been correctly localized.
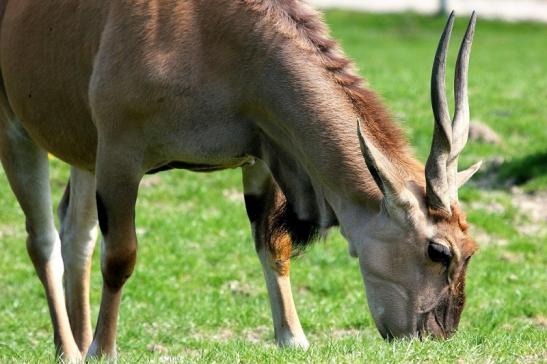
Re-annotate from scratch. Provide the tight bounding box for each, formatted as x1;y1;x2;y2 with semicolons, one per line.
498;152;547;185
474;151;547;189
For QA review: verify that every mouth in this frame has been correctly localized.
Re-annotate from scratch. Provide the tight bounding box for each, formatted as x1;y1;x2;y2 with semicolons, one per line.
365;275;465;341
377;299;460;341
375;322;393;341
415;294;462;340
377;322;444;341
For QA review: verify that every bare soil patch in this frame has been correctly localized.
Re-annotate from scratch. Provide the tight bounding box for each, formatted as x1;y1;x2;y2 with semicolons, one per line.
511;187;547;237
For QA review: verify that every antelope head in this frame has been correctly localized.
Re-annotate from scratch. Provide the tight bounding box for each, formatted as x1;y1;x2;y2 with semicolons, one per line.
355;12;481;339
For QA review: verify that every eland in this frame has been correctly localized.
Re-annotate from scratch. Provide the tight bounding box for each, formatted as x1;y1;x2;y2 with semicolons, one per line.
0;0;480;361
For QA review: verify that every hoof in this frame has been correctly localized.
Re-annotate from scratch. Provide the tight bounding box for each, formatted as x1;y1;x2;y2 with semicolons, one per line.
56;343;82;364
277;334;310;350
57;350;82;364
86;340;117;361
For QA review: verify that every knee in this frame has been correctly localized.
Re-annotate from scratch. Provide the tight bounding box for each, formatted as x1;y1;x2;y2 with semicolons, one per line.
101;245;137;290
94;191;137;289
25;223;59;264
25;227;65;280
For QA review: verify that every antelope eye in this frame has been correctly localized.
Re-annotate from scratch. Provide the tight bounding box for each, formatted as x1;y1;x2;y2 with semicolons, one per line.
428;241;452;266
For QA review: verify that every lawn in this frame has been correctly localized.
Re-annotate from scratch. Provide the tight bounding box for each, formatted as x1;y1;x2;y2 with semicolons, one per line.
0;10;546;363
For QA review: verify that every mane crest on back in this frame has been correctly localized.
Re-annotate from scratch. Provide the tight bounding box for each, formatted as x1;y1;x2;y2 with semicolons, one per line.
242;0;422;177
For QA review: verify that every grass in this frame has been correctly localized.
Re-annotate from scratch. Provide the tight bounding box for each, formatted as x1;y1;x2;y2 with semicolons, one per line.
1;10;546;363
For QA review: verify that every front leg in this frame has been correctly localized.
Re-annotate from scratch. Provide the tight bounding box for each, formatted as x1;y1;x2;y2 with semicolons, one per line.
243;162;309;349
257;240;309;349
87;145;143;359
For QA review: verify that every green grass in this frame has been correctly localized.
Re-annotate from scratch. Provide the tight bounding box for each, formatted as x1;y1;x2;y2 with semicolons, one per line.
1;11;546;363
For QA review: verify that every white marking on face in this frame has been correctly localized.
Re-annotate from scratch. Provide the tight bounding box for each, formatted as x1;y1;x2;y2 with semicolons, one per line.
425;224;436;240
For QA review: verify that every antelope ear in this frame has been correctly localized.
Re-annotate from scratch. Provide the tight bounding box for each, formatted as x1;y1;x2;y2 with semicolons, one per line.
456;160;482;188
357;120;424;225
357;119;404;197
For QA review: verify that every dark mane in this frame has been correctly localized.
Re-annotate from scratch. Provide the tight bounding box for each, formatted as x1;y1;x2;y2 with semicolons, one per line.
271;200;322;256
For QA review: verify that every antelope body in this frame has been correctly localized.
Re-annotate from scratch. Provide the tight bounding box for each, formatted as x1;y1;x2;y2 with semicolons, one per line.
0;0;480;360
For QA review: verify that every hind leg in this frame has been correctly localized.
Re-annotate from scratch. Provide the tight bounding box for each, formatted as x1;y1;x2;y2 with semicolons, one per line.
58;167;98;353
86;139;143;359
242;161;309;349
0;120;80;361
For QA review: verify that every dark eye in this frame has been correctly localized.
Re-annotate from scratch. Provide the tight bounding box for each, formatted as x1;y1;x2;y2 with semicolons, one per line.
428;241;452;266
